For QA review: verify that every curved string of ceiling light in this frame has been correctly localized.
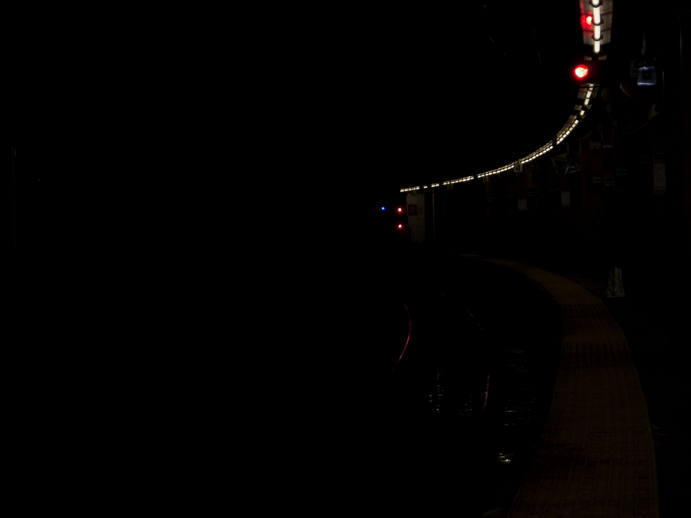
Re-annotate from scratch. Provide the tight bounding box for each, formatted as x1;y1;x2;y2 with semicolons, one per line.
400;0;613;194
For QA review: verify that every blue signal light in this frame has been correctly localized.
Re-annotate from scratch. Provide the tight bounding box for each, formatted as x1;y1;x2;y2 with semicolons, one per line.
380;206;387;212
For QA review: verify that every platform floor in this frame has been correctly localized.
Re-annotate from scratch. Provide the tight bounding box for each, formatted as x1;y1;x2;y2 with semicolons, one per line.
486;260;659;518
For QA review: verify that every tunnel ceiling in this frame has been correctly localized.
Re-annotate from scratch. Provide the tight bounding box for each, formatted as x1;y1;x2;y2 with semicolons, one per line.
330;1;585;194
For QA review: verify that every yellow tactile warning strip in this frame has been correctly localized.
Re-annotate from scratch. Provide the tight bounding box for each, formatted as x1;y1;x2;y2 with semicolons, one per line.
487;259;659;518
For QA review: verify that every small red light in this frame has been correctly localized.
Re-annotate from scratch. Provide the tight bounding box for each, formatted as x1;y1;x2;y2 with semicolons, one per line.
581;14;594;30
397;223;404;230
396;206;404;214
573;65;590;80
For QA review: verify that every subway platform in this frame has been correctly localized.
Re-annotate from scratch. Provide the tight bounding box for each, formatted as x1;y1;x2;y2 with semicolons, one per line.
470;258;660;517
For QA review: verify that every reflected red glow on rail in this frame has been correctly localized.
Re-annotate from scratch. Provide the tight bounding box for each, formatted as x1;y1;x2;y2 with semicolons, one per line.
482;374;491;412
395;304;412;367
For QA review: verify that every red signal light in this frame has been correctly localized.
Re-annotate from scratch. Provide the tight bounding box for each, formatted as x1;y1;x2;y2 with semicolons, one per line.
572;64;590;80
397;223;405;231
396;206;405;214
580;14;593;30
